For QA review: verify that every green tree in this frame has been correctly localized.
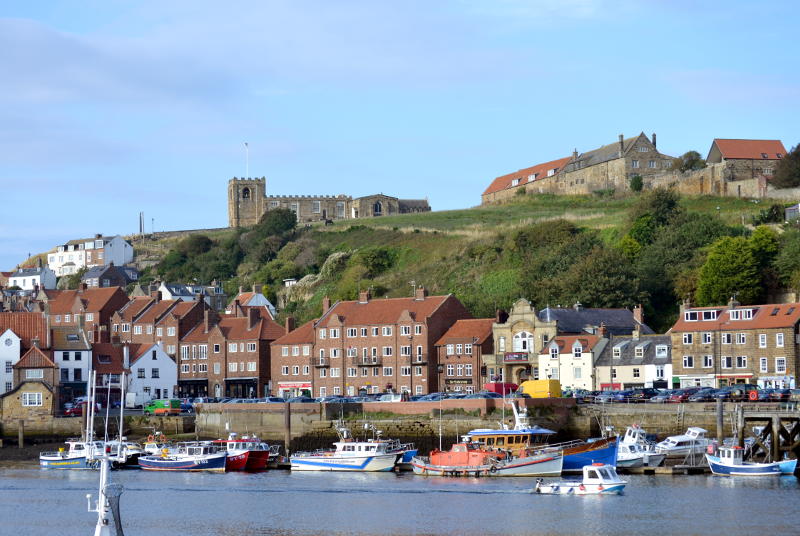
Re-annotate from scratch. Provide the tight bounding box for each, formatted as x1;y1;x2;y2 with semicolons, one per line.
696;236;761;305
628;214;657;245
771;144;800;188
256;208;297;237
749;225;779;269
357;246;395;277
671;150;707;172
629;174;643;192
556;247;643;308
177;234;213;257
629;187;683;228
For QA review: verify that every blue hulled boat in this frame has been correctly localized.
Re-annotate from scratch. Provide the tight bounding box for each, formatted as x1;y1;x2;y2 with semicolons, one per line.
560;437;619;473
705;446;786;476
139;443;227;472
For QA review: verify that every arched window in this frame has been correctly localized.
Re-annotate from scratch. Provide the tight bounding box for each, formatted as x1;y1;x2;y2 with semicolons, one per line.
373;201;383;214
242;187;250;199
512;331;533;352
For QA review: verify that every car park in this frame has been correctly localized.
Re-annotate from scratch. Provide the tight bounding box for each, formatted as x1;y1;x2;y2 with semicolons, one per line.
648;390;676;403
628;388;660;402
686;388;718;402
286;396;317;403
769;389;791;402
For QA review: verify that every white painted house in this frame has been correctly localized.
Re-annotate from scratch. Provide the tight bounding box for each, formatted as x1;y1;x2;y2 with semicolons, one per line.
48;235;134;277
8;266;57;290
126;343;177;404
0;329;21;394
537;335;606;391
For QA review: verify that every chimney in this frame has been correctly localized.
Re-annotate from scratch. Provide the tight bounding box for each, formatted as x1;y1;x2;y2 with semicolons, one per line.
632;304;643;324
238;285;244;295
573;302;583;312
204;310;211;333
247;307;259;330
632;324;641;340
358;289;370;304
79;282;88;292
285;316;296;333
495;309;508;324
150;290;162;303
123;345;130;369
414;286;428;301
598;322;607;338
618;134;624;157
572;148;578;160
95;233;102;239
233;299;243;317
728;296;740;309
652;132;657;149
322;296;331;314
253;283;263;294
195;292;203;303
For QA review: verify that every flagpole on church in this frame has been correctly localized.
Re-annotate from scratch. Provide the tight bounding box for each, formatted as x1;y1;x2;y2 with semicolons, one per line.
244;142;249;179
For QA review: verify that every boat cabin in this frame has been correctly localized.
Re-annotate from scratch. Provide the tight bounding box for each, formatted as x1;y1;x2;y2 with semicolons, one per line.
466;428;554;455
334;441;391;454
686;427;707;440
623;426;654;445
718;446;744;465
430;442;508;467
583;463;623;485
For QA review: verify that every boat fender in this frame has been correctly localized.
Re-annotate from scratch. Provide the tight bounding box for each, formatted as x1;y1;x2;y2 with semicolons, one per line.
597;485;604;491
147;435;154;442
579;484;585;491
489;465;497;474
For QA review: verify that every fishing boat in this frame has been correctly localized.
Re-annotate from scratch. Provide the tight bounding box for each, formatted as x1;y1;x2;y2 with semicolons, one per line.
142;431;173;456
411;440;563;477
361;423;417;470
558;437;619;472
616;426;665;468
533;463;627;495
655;427;709;458
290;423;400;472
706;446;793;476
104;439;144;468
212;433;273;471
40;439;106;469
138;442;228;472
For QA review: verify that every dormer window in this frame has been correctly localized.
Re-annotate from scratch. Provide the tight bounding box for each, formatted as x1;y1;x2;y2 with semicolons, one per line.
573;344;582;358
684;311;699;321
655;345;668;358
702;310;718;321
511;178;520;187
777;153;783;159
549;346;559;359
528;173;538;182
98;354;111;363
761;153;768;159
547;168;558;177
729;309;754;321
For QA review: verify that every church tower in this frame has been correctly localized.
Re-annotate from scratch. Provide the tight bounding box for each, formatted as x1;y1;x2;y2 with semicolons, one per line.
228;177;266;227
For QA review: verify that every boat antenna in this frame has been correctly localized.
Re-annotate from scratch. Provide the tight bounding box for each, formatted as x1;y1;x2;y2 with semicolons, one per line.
438;396;443;451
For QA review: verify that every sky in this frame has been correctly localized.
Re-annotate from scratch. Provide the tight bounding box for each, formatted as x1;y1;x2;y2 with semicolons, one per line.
1;0;799;270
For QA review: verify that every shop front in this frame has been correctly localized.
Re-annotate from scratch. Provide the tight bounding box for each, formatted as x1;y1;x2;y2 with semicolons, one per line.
225;377;258;399
277;381;312;398
178;379;209;398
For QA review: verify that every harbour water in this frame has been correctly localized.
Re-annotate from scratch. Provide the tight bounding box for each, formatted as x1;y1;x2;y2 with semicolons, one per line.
0;463;798;535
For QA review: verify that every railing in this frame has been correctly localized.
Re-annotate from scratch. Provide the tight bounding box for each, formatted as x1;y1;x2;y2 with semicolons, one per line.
313;357;329;367
358;356;382;366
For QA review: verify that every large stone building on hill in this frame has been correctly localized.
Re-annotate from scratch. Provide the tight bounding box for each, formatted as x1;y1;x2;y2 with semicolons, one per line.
482;133;790;204
228;177;430;227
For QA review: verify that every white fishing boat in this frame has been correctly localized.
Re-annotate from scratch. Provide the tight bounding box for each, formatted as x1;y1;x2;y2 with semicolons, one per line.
655;427;709;458
290;423;399;472
617;426;665;467
40;439;106;469
533;463;627;495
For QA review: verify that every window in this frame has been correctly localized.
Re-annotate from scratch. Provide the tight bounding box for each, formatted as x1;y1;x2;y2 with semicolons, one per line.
348;367;357;377
400;325;410;336
613;346;622;359
633;368;640;378
702;333;712;344
25;369;43;379
281;346;289;357
702;310;718;321
330;368;340;377
511;178;520;186
736;333;746;345
229;362;238;372
214;363;220;374
631;160;640;169
4;382;10;393
456;364;463;376
133;325;142;335
229;343;238;353
656;365;665;379
303;365;309;375
151;368;159;378
512;331;533;352
721;356;732;369
736;356;747;368
181;346;189;360
637;146;648;152
401;366;410;376
456;344;463;354
759;334;767;348
199;364;208;373
329;329;340;339
22;393;42;406
61;351;70;361
382;347;393;356
167;327;175;336
703;355;713;368
683;355;694;368
146;325;153;334
447;364;454;376
65;314;71;323
156;327;163;337
247;343;256;352
400;346;411;356
303;345;310;356
684;311;699;321
360;328;368;337
60;369;69;381
319;329;326;339
319;387;327;397
446;344;454;355
372;368;379;377
331;348;339;358
382;327;392;336
648;160;656;168
776;333;785;347
683;333;693;345
333;386;341;396
121;323;130;333
181;364;190;373
415;366;423;376
776;358;786;373
573;345;582;358
729;309;754;321
722;333;732;344
498;337;506;352
415;325;423;335
347;328;358;337
312;200;321;213
282;366;289;375
74;352;81;361
610;368;616;379
760;358;768;373
167;345;175;354
465;344;473;355
550;346;559;359
347;347;358;357
635;346;644;358
372;327;379;336
292;366;300;375
137;368;145;378
382;366;393;376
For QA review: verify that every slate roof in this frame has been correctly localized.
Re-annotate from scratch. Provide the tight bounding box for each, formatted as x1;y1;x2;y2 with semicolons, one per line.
670;303;800;332
51;326;91;350
435;318;494;346
594;334;671;367
228;291;277;318
483;157;571;196
82;264;139;285
537;306;653;336
565;135;639;170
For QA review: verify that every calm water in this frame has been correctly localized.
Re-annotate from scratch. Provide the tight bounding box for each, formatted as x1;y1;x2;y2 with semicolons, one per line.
0;463;798;536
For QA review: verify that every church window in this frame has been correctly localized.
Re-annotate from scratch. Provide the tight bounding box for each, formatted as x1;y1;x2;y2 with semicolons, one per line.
242;187;250;199
373;201;382;215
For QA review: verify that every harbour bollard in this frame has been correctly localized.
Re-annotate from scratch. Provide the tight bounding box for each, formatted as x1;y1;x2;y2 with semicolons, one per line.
18;419;24;448
284;402;292;456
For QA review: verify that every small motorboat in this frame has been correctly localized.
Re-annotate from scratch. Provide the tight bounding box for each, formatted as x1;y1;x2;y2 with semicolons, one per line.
655;427;709;458
706;446;791;476
533;463;627;495
138;442;228;472
618;425;665;467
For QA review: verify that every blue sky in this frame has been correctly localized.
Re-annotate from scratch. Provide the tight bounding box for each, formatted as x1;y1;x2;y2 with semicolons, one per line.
1;0;798;270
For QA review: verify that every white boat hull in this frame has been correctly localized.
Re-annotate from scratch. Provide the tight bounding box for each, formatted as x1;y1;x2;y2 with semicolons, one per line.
534;480;626;495
290;452;399;472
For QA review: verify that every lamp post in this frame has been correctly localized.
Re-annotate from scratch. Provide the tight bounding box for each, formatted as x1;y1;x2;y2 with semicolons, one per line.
437;364;444;396
408;334;414;397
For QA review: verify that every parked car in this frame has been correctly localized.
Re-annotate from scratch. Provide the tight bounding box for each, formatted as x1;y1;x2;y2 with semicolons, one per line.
593;391;617;404
668;388;702;403
648;389;676;403
628;388;660;402
727;384;761;401
417;392;446;402
260;397;287;403
788;389;800;402
286;396;317;403
686;388;718;402
582;390;601;403
179;399;194;413
769;389;791;402
63;401;101;417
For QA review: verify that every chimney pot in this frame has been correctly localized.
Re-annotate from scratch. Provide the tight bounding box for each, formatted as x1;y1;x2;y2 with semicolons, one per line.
414;287;427;301
285;316;296;333
618;134;624;156
652;132;657;149
150;290;162;302
322;296;331;314
359;289;370;304
633;304;643;324
247;307;259;330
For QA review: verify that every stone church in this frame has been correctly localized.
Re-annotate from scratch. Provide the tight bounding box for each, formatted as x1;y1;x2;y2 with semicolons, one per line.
228;177;430;227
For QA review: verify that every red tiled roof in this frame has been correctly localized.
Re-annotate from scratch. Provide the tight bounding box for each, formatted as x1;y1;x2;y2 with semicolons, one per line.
0;312;48;349
181;313;285;343
435;318;495;346
15;346;55;368
671;303;800;332
92;343;135;374
48;287;127;315
272;319;316;346
116;297;154;322
322;295;458;326
540;335;601;354
483;157;572;196
136;300;178;324
712;139;787;160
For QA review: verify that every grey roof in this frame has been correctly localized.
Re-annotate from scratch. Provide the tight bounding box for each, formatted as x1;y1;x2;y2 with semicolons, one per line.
595;334;671;367
399;199;431;209
537;306;654;336
164;284;195;297
11;267;47;277
81;264;138;285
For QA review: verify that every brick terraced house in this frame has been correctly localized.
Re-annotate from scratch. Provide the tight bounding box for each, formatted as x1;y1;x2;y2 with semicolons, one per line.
271;319;315;398
45;285;129;343
670;299;800;389
434;318;494;394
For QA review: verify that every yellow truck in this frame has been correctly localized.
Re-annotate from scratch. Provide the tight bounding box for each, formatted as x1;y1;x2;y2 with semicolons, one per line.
519;379;562;398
